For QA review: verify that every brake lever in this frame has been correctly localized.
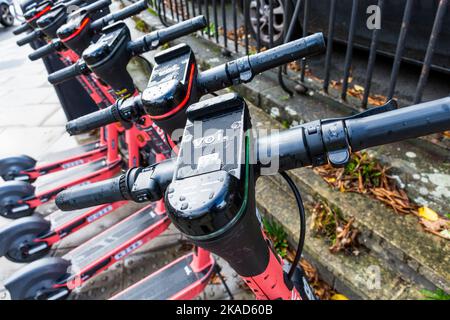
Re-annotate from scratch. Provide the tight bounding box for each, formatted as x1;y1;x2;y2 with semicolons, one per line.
321;99;398;124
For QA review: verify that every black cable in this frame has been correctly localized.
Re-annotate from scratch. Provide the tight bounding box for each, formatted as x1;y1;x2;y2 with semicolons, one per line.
214;264;234;300
279;171;306;280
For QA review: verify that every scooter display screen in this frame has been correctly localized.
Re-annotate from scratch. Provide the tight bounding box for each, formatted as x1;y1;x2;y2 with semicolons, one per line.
176;93;246;180
165;93;249;238
141;44;193;117
82;26;127;65
57;13;87;39
36;6;65;29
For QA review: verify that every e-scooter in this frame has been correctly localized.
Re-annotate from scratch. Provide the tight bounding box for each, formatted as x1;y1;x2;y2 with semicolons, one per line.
51;94;450;300
0;34;327;299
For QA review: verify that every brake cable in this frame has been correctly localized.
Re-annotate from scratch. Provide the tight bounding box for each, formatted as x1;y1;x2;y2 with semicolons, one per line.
279;171;306;280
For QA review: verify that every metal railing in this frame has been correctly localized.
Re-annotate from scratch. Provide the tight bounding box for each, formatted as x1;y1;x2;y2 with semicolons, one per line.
146;0;449;108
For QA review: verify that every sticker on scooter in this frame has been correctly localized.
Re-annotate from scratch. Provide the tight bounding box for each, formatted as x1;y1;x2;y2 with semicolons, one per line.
184;266;192;276
86;205;113;223
113;240;143;261
61;159;85;169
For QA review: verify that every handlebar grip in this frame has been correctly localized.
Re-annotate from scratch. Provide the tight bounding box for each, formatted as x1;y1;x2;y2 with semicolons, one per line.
157;15;206;44
83;0;112;13
248;33;325;74
16;29;41;46
112;0;147;21
198;33;325;93
13;23;31;35
346;97;450;151
91;0;148;32
66;106;117;135
28;40;60;60
47;62;86;85
55;176;125;211
127;16;206;54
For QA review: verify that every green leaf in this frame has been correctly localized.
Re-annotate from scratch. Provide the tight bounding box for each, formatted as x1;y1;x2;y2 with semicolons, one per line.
420;288;450;300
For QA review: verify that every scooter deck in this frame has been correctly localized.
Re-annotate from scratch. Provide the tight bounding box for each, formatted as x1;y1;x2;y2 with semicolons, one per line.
112;253;214;300
63;204;165;271
38;141;102;165
49;208;93;229
35;158;109;194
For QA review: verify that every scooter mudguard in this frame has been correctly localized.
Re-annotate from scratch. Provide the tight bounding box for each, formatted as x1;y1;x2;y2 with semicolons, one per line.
4;257;71;300
0;181;35;219
0;215;51;257
0;155;36;180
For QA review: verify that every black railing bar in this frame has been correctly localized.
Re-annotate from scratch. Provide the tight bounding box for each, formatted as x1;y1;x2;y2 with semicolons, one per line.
300;0;310;82
414;0;448;104
341;0;358;100
387;0;413;102
256;0;261;52
323;0;336;93
243;0;249;55
204;0;209;37
232;0;238;52
180;0;186;19
174;0;180;21
161;0;167;23
362;0;384;108
191;0;196;17
199;0;205;36
213;0;219;43
278;0;303;96
269;0;274;48
221;0;228;49
169;0;175;20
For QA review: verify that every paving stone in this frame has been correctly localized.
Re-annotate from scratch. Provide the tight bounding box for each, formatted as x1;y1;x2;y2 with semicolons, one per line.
0;103;60;127
0;126;66;159
41;108;70;127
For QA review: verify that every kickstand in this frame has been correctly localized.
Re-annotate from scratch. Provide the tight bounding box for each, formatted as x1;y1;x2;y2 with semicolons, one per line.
214;264;234;300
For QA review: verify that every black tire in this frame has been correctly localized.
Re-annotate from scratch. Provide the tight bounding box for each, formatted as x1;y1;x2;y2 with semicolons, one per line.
244;0;301;48
0;4;14;27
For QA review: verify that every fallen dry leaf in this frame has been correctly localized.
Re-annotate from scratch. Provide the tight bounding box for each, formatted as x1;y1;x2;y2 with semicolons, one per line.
419;217;450;240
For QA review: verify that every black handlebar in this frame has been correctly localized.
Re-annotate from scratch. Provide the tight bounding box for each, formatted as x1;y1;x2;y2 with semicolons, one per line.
66;104;119;135
258;96;450;172
81;0;111;14
56;97;450;211
346;97;450;151
127;15;207;55
16;29;42;46
197;33;325;93
47;60;88;84
55;175;124;210
56;159;176;210
91;0;148;32
13;23;31;35
28;39;62;60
